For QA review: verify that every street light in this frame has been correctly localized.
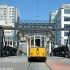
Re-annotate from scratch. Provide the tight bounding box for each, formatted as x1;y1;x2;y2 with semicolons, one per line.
60;37;63;46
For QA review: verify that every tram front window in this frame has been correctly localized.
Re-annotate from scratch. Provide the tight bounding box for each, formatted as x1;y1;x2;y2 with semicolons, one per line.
35;39;40;47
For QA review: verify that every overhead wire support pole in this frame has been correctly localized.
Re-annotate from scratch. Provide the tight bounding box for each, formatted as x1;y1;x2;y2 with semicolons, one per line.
36;0;38;20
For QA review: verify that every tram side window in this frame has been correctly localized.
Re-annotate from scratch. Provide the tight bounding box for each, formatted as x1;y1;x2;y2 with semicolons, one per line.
31;37;34;47
31;39;34;47
28;38;30;47
42;37;44;47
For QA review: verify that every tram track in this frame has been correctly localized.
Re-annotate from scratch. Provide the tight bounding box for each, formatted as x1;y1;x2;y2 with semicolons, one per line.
44;62;52;70
28;62;31;68
28;62;52;70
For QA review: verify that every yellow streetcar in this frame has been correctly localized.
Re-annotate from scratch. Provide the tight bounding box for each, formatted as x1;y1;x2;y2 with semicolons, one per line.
27;34;48;61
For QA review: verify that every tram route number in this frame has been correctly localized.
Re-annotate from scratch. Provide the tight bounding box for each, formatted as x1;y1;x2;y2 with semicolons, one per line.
0;68;13;70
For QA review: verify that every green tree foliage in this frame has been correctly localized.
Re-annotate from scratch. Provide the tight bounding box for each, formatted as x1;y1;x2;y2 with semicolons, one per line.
19;50;24;55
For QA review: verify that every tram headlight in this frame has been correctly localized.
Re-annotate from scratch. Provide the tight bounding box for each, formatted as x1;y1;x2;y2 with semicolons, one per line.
36;50;39;53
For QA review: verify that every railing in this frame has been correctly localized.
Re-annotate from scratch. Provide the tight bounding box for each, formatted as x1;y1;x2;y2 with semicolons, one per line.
21;20;49;24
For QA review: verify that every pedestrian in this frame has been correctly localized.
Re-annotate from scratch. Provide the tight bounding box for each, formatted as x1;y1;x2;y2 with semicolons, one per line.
61;51;64;58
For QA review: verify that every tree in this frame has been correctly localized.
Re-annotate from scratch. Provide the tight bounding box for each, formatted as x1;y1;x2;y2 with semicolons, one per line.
19;50;24;56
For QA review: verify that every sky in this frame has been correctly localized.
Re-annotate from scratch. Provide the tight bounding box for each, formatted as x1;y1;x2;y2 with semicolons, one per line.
0;0;70;20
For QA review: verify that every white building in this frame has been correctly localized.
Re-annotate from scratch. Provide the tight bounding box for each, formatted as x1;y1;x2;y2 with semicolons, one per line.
49;10;58;23
0;4;20;47
49;10;58;49
54;4;70;50
0;4;19;26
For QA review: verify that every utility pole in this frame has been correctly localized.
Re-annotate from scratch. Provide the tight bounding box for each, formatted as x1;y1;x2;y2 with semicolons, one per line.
36;0;38;20
0;26;3;57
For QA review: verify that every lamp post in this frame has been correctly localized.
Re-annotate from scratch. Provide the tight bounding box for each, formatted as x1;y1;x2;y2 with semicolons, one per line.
60;37;63;46
66;31;70;49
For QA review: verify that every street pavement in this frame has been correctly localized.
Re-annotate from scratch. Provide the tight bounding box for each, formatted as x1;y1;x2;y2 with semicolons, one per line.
28;62;51;70
0;56;70;70
0;56;27;62
0;56;29;70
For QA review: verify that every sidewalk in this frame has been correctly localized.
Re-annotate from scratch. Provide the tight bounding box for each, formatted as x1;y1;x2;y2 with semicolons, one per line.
46;62;70;70
48;56;70;60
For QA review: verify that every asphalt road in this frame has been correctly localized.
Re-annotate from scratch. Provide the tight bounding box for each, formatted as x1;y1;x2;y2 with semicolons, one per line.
0;56;29;70
0;56;70;70
0;56;51;70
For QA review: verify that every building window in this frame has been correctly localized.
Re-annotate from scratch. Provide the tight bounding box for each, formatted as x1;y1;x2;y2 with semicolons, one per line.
4;16;6;20
12;8;14;10
4;13;6;15
64;32;68;36
64;9;70;14
68;39;70;45
12;11;14;12
1;16;3;17
9;16;11;18
64;17;70;21
12;16;14;18
64;39;70;45
12;19;14;20
1;8;3;9
64;39;67;45
64;24;70;28
4;11;6;12
4;8;6;9
12;13;14;15
5;41;7;45
9;8;11;10
4;9;6;12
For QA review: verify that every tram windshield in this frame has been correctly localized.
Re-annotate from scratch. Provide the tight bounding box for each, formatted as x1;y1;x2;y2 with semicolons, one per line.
35;39;40;47
30;35;46;47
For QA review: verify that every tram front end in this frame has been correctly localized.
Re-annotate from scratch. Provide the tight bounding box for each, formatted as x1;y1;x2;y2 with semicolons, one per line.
27;35;48;61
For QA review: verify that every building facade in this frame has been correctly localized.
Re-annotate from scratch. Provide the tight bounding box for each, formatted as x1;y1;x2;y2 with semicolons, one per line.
0;4;20;47
0;4;19;26
49;10;58;23
54;4;70;50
